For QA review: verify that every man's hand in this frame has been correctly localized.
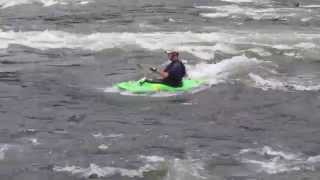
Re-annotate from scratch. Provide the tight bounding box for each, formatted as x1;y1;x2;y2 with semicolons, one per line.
149;67;157;72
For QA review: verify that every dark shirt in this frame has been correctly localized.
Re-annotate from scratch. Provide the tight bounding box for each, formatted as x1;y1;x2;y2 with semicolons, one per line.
163;60;186;87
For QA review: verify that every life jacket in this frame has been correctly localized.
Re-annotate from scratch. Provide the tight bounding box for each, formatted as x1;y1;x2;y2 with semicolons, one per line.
163;60;186;87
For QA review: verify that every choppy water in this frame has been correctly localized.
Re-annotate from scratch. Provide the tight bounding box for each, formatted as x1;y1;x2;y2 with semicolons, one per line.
0;0;320;179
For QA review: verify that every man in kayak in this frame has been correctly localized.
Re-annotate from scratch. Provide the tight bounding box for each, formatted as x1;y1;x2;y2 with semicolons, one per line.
140;50;186;87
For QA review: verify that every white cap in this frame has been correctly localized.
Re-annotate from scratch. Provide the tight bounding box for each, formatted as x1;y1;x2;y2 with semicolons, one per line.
165;50;179;55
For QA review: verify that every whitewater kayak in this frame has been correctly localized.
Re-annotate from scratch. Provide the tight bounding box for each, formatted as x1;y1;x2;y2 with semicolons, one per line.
115;79;203;94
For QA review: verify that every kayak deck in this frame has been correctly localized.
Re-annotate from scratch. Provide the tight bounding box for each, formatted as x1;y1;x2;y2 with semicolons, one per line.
115;79;203;93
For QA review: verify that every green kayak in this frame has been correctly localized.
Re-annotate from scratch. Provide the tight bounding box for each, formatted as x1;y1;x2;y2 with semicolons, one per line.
115;79;203;94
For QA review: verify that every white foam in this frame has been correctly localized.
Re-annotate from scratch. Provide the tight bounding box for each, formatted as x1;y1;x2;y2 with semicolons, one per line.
246;48;272;56
177;43;238;60
0;30;236;60
214;43;238;54
307;155;320;163
220;0;255;3
240;146;299;160
188;55;262;84
249;73;287;91
168;18;176;22
242;158;304;174
301;17;312;22
197;5;300;21
291;84;320;91
249;73;320;91
294;42;316;49
0;0;29;8
54;163;156;178
0;0;92;8
239;146;317;174
201;5;246;14
261;146;298;160
140;155;165;163
272;44;292;50
41;0;59;7
1;29;319;61
164;158;207;180
79;1;89;5
284;52;298;57
182;102;193;105
200;13;229;18
302;5;320;8
54;158;209;179
98;144;109;150
194;6;216;9
0;30;232;58
0;144;10;160
92;133;123;139
221;0;270;4
27;138;40;145
138;23;160;30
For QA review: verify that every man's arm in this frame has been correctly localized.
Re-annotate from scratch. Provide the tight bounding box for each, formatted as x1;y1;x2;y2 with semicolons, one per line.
150;67;169;79
159;63;181;79
158;69;169;79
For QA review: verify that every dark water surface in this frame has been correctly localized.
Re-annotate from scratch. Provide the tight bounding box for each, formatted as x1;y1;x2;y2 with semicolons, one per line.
0;0;320;179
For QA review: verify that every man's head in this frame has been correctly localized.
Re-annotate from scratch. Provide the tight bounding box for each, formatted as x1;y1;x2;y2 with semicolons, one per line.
166;50;179;61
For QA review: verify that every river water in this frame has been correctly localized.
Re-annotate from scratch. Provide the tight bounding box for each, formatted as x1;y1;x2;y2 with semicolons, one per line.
0;0;320;179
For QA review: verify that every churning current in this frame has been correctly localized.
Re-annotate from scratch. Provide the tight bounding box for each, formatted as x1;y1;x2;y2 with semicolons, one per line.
0;0;320;179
